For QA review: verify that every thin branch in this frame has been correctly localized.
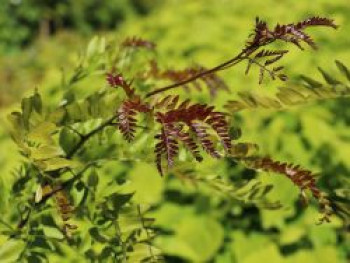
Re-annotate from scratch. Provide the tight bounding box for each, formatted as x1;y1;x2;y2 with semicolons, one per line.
62;163;97;188
145;51;249;98
114;219;128;262
66;126;84;139
17;207;31;230
246;57;276;79
15;116;116;230
67;115;118;159
137;205;156;262
37;162;97;205
0;218;15;231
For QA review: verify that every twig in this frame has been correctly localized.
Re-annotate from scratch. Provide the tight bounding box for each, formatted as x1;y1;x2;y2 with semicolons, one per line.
137;205;156;262
145;51;249;98
0;218;15;231
246;57;276;80
66;126;84;139
67;115;118;159
15;116;116;230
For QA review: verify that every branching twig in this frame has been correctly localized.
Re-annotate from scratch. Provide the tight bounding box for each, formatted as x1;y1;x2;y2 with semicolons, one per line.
246;57;276;81
16;116;117;230
145;51;249;98
67;115;118;159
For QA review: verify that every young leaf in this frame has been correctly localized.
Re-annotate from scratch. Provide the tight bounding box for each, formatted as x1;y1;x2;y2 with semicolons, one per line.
318;67;341;85
335;60;350;81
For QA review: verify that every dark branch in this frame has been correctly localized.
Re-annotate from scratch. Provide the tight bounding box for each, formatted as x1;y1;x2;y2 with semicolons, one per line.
145;51;249;98
67;115;117;159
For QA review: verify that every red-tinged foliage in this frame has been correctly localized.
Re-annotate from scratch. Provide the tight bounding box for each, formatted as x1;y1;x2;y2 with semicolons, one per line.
153;99;231;175
245;16;337;52
147;60;229;99
205;112;231;152
117;97;150;142
121;36;156;50
294;16;338;30
106;72;127;87
190;121;220;158
39;184;77;238
171;125;203;162
9;16;342;250
151;95;182;111
240;17;337;84
104;16;338;222
106;72;135;98
54;188;77;238
154;121;179;176
248;157;333;223
146;17;336;98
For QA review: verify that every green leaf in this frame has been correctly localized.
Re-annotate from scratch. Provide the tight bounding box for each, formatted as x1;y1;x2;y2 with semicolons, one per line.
36;158;80;171
30;145;64;160
7;112;23;130
225;77;350;113
87;168;99;187
335;60;350;82
127;243;161;263
279;226;305;245
62;90;76;105
277;87;306;105
85;36;105;63
300;75;323;88
229;126;242;140
98;37;106;54
35;185;43;203
66;102;84;122
231;143;259;157
117;207;147;239
286;246;339;263
230;232;284;263
89;227;109;243
48;108;66;124
43;226;64;240
155;216;224;262
129;162;164;204
335;188;350;199
59;127;80;154
151;203;194;229
32;90;43;114
318;67;341;85
27;122;57;144
0;240;25;263
309;225;337;248
21;97;32;128
86;36;99;59
7;112;25;141
99;246;114;261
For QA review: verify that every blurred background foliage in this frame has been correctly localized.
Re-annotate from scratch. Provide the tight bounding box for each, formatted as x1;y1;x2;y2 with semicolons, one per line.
0;0;349;262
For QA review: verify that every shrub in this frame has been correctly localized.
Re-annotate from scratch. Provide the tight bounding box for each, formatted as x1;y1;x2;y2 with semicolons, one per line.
1;16;349;262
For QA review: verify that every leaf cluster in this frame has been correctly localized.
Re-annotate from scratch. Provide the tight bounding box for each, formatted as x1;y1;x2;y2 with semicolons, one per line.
2;16;349;262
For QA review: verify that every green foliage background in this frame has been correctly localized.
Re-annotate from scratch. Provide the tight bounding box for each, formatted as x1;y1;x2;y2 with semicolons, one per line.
0;0;349;262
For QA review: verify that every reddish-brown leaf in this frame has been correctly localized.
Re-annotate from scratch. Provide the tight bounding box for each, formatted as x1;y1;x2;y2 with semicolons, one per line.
154;99;232;175
106;72;135;98
248;157;333;223
121;36;156;50
117;98;150;142
147;61;229;99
